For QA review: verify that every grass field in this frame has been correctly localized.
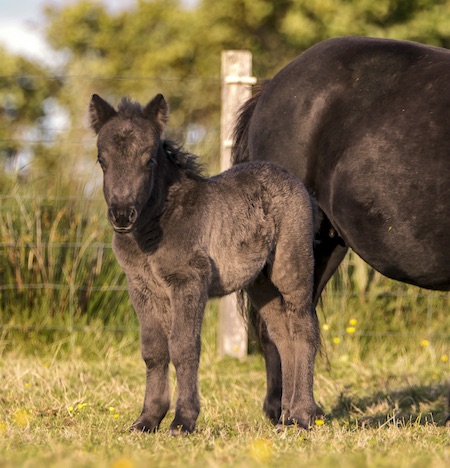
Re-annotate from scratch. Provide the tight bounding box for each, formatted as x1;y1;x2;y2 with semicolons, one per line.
1;298;449;468
1;189;449;467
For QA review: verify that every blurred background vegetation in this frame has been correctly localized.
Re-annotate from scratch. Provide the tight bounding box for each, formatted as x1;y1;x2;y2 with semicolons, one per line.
0;0;449;351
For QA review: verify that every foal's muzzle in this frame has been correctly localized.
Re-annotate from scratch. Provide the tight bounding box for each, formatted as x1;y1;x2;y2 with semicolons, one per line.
108;205;138;233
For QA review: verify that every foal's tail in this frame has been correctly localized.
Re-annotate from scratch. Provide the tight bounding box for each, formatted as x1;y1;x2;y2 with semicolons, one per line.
236;289;262;352
231;85;266;166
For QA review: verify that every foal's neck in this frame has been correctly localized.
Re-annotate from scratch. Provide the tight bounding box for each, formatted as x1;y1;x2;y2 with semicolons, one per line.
131;143;186;251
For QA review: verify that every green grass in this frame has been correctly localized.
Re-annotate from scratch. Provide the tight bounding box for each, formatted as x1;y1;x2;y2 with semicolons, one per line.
1;304;449;468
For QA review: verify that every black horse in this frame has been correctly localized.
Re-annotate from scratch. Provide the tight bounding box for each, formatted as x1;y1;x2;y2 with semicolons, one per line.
90;93;321;434
233;36;450;423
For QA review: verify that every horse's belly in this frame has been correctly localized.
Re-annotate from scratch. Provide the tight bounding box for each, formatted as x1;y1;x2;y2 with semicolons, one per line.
329;163;450;290
347;223;449;291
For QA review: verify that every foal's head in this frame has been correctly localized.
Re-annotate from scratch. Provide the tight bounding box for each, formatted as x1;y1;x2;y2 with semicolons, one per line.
89;94;168;233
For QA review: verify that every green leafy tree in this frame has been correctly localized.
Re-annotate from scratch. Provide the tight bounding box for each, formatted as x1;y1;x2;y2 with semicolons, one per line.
41;0;449;173
279;0;450;50
0;46;61;186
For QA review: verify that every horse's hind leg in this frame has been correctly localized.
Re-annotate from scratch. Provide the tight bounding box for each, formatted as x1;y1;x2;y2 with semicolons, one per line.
312;216;348;304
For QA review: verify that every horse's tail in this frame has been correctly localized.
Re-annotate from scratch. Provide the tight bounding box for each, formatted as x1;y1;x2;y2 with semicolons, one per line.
231;84;266;166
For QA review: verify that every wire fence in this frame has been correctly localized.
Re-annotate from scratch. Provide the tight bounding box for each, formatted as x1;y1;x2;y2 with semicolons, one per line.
1;73;449;348
1;192;448;343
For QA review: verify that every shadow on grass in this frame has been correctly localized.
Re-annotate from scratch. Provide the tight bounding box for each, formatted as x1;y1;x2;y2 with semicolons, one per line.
328;383;449;427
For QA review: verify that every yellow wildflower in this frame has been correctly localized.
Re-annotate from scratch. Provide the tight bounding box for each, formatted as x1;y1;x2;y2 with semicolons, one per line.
322;324;330;331
346;327;356;334
441;354;449;363
111;457;134;468
315;418;325;426
349;319;357;326
420;340;430;348
13;409;32;427
0;420;7;434
249;438;273;463
332;337;340;344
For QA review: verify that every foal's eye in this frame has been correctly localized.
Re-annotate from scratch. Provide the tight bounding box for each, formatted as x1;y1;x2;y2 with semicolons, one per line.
97;157;106;170
146;158;157;170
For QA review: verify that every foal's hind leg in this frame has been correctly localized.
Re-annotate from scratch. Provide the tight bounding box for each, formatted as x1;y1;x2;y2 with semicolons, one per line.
248;301;282;423
269;228;322;429
246;278;298;425
255;225;345;424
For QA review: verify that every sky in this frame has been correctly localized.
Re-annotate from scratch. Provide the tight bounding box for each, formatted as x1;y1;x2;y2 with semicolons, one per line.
0;0;62;66
0;0;198;67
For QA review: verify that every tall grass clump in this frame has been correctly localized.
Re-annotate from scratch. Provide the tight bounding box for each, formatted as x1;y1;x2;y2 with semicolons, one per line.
0;178;138;353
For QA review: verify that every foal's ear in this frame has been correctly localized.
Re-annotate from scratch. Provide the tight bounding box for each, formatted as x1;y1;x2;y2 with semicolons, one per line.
89;94;117;134
143;94;169;134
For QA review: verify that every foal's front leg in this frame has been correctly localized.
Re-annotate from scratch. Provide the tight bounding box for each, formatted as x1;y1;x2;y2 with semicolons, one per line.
167;280;208;435
132;312;171;432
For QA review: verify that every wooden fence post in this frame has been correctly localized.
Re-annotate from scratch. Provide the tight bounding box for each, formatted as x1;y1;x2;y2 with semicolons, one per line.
218;50;256;358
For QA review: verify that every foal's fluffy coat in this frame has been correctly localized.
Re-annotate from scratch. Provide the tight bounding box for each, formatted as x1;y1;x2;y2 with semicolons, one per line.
90;93;321;434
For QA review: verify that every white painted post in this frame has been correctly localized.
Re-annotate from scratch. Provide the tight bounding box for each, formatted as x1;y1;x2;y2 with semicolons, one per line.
218;50;256;358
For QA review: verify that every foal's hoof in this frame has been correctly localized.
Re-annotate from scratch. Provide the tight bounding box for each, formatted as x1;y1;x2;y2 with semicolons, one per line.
275;417;309;432
130;417;158;433
275;406;325;432
263;400;282;425
168;423;194;437
130;423;156;433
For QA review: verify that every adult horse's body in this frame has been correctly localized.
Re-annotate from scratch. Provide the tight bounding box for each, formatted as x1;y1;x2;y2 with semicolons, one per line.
233;36;450;422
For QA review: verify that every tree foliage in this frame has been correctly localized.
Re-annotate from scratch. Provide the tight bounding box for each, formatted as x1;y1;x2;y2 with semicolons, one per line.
43;0;450;123
0;46;61;183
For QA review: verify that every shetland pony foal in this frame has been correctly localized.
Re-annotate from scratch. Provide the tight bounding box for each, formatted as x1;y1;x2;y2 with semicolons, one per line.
90;93;321;435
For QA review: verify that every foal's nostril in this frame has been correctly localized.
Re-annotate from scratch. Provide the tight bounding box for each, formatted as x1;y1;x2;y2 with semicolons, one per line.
128;208;137;223
108;208;117;223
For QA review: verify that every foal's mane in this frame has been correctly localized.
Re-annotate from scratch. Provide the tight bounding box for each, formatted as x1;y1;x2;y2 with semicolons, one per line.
162;140;206;180
117;97;144;119
116;98;205;180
